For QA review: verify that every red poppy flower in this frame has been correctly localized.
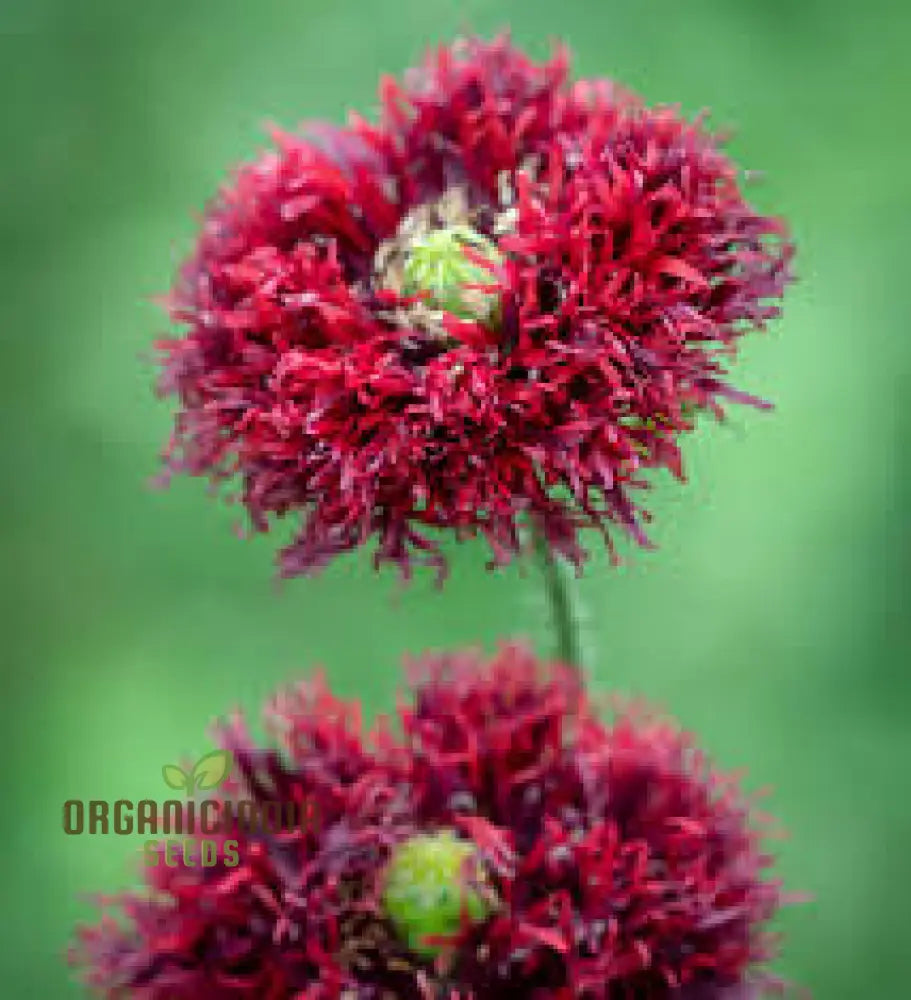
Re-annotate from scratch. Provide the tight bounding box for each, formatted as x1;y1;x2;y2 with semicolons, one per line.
157;35;793;580
71;645;791;998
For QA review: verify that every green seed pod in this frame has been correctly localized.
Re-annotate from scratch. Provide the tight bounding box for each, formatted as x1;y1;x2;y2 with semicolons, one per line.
381;830;492;958
401;225;502;325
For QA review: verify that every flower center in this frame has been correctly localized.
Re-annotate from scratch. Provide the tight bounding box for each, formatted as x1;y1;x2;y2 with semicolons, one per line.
381;830;493;959
401;224;502;325
373;188;504;335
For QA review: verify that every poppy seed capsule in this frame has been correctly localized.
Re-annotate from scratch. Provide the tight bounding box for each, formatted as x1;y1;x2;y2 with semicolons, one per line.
382;830;493;958
401;225;502;325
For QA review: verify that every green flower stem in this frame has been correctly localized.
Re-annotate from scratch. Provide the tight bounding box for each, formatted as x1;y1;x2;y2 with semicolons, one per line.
531;525;583;670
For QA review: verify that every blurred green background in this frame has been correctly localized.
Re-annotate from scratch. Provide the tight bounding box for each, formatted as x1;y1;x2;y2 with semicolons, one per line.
2;0;909;996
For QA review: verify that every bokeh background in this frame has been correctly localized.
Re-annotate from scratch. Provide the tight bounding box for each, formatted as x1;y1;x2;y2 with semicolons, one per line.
2;0;909;996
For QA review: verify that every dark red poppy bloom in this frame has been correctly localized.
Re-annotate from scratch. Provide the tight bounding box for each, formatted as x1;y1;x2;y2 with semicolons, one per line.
71;646;791;998
156;34;793;581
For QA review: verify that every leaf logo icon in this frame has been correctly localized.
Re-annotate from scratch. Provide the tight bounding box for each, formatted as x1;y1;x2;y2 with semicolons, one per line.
162;764;191;792
192;750;233;790
161;750;233;796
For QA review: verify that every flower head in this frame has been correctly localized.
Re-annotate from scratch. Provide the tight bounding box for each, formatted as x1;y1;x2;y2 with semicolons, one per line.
157;34;793;581
71;646;791;998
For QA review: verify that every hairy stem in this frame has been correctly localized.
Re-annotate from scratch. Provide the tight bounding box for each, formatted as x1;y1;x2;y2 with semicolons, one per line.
531;526;583;670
